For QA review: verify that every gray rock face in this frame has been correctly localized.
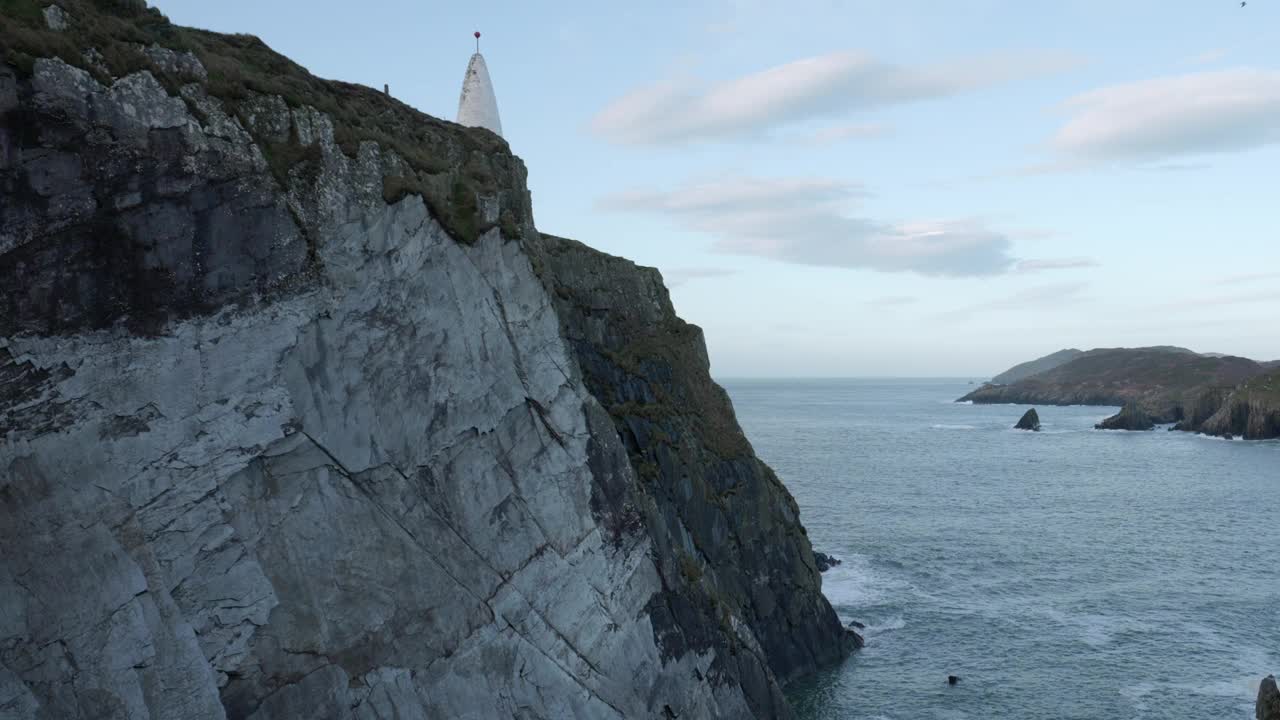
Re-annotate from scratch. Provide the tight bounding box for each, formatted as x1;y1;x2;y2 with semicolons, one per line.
1260;676;1280;720
1;25;849;720
43;5;70;31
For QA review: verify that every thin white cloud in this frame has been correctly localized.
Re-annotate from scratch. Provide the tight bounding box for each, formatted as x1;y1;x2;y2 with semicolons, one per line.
1015;257;1101;273
593;49;1081;145
1155;289;1280;311
806;123;891;144
866;295;918;307
662;267;737;287
1050;68;1280;161
1215;271;1280;286
938;282;1090;320
600;176;1022;276
1187;49;1227;65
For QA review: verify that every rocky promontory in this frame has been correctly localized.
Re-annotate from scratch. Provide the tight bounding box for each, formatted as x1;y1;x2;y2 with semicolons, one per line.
1095;402;1155;431
962;348;1265;429
0;3;851;717
991;349;1083;385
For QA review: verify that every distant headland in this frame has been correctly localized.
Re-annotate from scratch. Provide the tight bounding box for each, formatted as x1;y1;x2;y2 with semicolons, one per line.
961;347;1280;439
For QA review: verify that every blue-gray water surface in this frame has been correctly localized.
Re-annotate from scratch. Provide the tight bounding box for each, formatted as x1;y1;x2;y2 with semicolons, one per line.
722;378;1279;720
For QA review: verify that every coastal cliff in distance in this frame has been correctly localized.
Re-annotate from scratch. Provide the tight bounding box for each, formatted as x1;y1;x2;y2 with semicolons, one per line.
990;348;1082;385
0;2;851;718
962;347;1279;438
1198;369;1280;440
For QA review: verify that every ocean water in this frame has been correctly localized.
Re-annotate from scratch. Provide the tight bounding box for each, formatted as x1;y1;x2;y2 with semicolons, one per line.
721;378;1280;720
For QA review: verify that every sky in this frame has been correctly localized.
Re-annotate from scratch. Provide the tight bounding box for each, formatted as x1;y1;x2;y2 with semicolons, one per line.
157;0;1280;377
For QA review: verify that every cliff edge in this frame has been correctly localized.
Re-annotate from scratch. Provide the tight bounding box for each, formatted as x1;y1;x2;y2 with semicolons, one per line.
0;2;850;718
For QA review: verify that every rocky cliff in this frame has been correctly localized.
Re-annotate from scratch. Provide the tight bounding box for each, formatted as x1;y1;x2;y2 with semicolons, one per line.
1198;369;1280;440
0;3;851;718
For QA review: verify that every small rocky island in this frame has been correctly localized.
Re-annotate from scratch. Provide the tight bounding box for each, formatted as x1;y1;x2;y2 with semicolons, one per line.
964;347;1280;439
1015;408;1041;431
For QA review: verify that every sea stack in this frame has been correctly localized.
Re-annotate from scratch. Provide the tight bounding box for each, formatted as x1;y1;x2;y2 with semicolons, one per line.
456;31;503;136
1015;408;1041;431
1260;675;1280;720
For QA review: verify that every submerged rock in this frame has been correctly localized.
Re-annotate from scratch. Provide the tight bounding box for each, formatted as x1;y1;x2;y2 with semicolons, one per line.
1096;402;1156;431
1260;676;1280;720
1015;408;1041;431
814;552;842;572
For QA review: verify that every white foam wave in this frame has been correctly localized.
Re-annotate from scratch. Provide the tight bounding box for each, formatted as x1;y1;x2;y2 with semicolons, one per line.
820;554;909;609
863;615;906;635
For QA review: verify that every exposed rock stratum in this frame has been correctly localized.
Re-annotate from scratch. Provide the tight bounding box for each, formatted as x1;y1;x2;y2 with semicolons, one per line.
0;4;851;718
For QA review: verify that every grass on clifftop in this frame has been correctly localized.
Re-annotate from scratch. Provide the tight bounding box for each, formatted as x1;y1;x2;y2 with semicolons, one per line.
2;0;521;244
1232;369;1280;403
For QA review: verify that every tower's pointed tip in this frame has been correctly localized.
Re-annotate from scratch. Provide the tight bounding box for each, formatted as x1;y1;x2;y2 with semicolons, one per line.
457;37;502;137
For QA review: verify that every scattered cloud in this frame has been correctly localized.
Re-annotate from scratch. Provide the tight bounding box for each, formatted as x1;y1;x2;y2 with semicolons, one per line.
938;282;1090;320
1141;161;1213;173
866;295;918;307
1049;69;1280;162
1015;257;1101;273
1187;49;1227;65
600;176;1024;277
1155;289;1280;311
1215;271;1280;286
592;49;1081;145
662;266;737;286
805;123;892;144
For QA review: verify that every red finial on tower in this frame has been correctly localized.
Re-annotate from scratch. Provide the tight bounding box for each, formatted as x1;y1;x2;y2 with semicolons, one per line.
474;31;481;53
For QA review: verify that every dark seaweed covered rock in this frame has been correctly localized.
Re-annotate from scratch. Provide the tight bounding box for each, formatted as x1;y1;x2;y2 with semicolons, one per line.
1096;402;1155;431
1015;408;1041;431
814;552;842;572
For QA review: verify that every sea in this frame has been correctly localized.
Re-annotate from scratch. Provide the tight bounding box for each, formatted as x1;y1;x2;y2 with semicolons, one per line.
721;378;1280;720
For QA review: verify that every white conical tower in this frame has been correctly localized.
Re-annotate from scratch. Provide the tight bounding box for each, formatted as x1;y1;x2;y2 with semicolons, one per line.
456;32;503;137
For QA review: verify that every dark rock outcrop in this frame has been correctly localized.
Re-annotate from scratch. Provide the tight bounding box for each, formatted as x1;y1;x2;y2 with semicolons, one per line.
1096;402;1155;431
1260;676;1280;720
962;347;1264;425
531;234;857;706
813;552;842;572
1014;408;1041;431
0;4;850;718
